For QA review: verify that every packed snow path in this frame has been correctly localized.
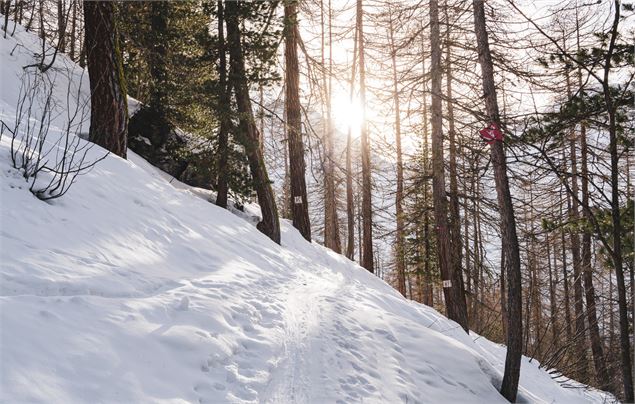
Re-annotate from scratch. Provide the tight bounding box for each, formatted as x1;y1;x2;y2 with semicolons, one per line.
0;19;611;403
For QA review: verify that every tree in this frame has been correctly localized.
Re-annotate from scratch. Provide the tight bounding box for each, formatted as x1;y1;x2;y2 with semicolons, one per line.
322;0;341;252
357;0;373;273
84;0;128;158
387;6;406;297
430;0;468;332
345;24;358;261
284;0;311;241
225;0;280;244
215;0;230;209
472;0;523;400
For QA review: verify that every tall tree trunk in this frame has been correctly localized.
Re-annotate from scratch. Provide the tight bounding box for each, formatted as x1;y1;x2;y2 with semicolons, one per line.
225;0;280;244
388;8;406;297
345;25;358;261
565;62;589;382
57;0;65;52
215;0;230;209
322;0;340;252
3;0;10;39
284;0;311;241
430;0;468;332
602;3;633;400
547;238;559;349
560;211;573;341
356;0;373;272
421;52;433;307
472;0;522;400
579;122;609;389
84;0;128;159
69;0;77;60
444;11;469;326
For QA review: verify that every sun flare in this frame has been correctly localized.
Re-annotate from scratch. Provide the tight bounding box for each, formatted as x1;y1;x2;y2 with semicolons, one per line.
332;95;364;135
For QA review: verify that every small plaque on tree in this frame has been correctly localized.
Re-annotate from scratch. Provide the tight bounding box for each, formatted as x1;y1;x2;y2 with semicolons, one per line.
442;280;452;288
294;196;303;204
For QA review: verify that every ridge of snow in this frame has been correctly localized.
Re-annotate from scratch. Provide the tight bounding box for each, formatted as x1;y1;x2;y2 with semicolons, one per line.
0;18;612;403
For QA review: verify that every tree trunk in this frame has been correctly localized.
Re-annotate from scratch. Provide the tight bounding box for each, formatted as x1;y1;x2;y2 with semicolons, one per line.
564;63;589;382
547;238;558;349
57;0;65;52
444;14;469;327
3;0;10;39
322;0;340;252
345;24;357;261
388;8;406;297
215;0;229;209
84;0;128;159
225;0;280;244
69;0;76;61
284;0;311;241
579;122;609;389
421;52;433;308
472;0;522;400
430;0;468;332
602;3;633;400
356;0;373;272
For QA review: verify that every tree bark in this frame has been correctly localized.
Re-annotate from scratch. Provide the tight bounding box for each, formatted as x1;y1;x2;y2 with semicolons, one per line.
57;0;65;52
225;0;280;244
69;0;76;61
602;3;633;400
284;0;311;241
472;0;522;400
345;25;358;261
215;0;229;209
84;0;128;159
356;0;373;272
430;0;468;332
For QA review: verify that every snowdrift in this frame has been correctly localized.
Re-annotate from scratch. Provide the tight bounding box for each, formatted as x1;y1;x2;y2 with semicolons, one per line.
0;19;611;403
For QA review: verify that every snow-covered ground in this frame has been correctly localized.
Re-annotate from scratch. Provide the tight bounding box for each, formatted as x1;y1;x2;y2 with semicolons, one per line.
0;19;613;403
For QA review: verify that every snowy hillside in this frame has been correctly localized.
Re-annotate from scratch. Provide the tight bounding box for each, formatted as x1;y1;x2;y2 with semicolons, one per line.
0;21;611;404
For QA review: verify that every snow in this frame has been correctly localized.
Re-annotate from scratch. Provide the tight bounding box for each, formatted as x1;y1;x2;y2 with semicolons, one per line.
0;18;613;404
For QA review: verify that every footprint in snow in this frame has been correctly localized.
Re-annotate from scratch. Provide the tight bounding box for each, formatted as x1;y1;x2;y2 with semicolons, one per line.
175;296;190;311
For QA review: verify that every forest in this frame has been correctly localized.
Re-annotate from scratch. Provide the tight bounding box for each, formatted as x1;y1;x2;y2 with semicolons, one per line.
0;0;633;402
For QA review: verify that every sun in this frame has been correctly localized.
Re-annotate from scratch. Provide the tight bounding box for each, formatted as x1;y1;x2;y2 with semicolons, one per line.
332;95;364;136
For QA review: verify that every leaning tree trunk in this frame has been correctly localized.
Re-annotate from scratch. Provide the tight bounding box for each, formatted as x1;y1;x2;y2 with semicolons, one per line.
84;0;128;158
472;0;522;400
284;0;311;241
215;0;229;209
430;0;468;332
356;0;373;273
225;0;280;244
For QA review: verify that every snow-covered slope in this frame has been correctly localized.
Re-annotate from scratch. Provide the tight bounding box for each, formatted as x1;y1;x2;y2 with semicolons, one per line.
0;19;611;403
